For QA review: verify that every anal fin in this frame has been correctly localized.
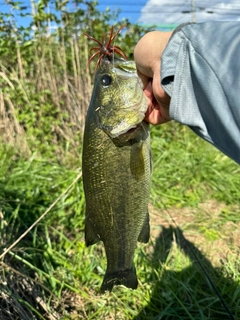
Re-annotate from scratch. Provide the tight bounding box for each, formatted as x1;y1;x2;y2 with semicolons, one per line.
138;211;150;243
85;217;101;246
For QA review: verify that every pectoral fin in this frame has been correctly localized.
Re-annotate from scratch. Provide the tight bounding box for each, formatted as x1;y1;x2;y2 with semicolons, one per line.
130;142;145;179
138;211;150;243
85;217;101;246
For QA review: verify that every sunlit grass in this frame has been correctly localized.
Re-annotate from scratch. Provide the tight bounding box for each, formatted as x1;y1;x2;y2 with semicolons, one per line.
0;122;240;319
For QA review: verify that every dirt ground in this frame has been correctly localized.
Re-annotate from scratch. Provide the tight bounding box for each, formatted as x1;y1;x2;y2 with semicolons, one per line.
149;200;240;267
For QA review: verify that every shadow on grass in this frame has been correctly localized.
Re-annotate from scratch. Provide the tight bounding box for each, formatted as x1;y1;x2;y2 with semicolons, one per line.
134;226;239;320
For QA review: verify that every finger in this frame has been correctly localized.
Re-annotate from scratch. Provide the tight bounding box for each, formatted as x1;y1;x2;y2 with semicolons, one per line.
143;81;154;99
137;70;151;90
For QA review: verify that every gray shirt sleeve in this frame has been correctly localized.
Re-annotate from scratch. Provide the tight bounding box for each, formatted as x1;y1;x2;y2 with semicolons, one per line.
161;21;240;164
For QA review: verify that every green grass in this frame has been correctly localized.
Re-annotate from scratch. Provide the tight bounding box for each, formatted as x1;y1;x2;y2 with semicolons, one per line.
150;123;240;208
0;122;240;319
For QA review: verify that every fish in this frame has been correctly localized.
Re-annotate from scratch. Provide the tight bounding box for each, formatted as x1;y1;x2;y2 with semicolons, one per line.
82;27;152;292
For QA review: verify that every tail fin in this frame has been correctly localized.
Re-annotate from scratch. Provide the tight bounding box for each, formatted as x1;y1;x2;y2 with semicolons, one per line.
100;266;138;293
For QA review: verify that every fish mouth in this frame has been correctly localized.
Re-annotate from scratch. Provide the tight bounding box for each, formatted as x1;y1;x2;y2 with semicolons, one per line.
105;122;142;139
120;123;142;135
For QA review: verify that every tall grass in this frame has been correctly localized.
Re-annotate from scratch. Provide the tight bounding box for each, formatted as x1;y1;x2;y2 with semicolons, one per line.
0;36;92;158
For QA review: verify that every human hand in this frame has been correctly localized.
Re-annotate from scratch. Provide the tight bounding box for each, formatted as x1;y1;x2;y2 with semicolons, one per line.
143;80;170;125
134;31;172;125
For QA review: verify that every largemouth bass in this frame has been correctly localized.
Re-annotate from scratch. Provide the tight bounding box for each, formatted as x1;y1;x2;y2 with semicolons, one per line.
82;57;151;292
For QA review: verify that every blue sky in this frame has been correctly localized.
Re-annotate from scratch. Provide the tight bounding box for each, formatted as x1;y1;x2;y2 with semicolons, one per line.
0;0;146;28
96;0;147;24
1;0;240;29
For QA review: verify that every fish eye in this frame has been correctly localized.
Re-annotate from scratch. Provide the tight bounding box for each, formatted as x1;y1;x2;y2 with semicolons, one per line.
101;74;112;86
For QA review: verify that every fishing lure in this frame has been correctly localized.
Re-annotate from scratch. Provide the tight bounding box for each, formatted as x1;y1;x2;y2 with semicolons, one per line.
84;25;127;69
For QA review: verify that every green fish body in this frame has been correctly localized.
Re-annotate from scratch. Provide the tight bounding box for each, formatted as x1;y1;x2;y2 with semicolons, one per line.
82;58;151;292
